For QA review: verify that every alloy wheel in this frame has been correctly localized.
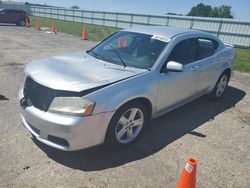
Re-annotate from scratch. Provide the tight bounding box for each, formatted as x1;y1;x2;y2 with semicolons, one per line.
115;108;144;144
216;75;228;98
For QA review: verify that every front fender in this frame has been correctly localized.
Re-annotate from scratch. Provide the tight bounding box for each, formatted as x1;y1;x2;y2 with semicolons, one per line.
88;72;158;115
105;86;153;113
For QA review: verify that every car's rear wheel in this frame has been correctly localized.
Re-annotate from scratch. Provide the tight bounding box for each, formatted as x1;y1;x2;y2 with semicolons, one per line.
208;72;229;99
105;101;148;147
18;19;26;27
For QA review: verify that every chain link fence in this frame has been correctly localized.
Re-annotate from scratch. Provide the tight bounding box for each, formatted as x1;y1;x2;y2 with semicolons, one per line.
1;4;250;48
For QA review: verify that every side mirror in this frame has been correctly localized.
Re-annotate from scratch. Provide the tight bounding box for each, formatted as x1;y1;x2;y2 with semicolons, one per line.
165;61;184;72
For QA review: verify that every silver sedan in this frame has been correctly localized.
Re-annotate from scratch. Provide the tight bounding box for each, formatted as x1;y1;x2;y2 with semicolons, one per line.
19;26;235;151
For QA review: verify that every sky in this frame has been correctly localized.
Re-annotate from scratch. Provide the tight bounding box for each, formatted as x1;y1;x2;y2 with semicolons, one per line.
13;0;250;20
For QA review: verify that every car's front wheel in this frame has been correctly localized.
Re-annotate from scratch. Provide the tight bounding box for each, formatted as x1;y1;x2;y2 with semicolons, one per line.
105;101;148;147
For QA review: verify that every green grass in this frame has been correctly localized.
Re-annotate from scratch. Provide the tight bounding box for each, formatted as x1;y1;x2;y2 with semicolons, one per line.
235;48;250;72
29;16;119;41
30;16;250;72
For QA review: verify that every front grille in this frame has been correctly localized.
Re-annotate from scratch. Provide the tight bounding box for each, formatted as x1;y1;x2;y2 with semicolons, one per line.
23;77;85;112
23;77;56;111
23;76;101;112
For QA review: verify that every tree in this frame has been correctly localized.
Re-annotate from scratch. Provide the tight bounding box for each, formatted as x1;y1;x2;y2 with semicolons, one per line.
217;5;233;18
209;7;219;17
187;3;213;17
71;5;80;9
187;3;233;18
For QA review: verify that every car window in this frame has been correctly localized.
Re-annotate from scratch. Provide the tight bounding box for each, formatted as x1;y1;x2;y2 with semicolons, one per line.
168;38;198;65
5;10;19;14
4;10;13;15
197;38;218;60
103;33;133;50
88;31;168;69
16;10;26;14
0;10;6;15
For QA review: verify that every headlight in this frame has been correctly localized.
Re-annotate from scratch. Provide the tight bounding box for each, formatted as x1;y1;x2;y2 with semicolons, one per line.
48;97;95;116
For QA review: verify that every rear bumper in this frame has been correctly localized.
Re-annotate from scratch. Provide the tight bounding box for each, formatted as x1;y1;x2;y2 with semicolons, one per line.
18;89;114;151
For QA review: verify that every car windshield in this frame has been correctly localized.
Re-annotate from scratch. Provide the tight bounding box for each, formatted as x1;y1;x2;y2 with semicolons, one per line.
87;31;168;69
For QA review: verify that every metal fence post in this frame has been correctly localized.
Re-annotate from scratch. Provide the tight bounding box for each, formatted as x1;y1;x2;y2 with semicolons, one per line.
217;19;223;37
64;9;66;21
81;10;84;24
73;9;75;22
103;12;105;26
130;14;134;27
91;11;94;24
166;16;169;26
190;18;194;29
116;13;118;28
147;15;150;25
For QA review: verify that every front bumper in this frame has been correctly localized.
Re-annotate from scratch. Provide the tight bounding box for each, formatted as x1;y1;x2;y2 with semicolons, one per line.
18;89;114;151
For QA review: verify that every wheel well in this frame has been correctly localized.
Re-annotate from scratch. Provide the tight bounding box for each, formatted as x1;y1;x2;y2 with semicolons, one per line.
222;68;231;80
17;19;26;25
119;98;152;118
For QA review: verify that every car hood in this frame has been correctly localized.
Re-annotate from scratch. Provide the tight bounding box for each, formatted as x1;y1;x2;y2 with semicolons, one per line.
24;51;147;92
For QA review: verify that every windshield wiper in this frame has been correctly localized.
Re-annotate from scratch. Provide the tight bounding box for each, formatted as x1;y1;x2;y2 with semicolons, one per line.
108;44;127;68
87;50;103;60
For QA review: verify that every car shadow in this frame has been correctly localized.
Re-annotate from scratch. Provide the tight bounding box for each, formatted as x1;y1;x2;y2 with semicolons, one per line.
33;86;246;171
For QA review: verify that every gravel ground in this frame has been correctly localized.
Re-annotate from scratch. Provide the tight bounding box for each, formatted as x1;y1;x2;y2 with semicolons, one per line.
0;26;249;188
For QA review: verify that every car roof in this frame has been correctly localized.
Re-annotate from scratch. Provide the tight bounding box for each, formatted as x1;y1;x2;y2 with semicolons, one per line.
123;26;206;40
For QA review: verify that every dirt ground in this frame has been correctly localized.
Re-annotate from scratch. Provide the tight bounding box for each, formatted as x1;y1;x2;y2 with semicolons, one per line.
0;26;249;188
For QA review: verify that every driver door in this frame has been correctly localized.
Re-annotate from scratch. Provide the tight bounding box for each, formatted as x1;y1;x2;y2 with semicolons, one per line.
157;38;200;113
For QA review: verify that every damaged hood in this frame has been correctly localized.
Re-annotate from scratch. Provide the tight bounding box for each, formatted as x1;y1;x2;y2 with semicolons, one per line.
25;51;147;92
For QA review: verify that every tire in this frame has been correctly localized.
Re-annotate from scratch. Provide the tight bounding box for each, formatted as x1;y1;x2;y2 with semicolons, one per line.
18;19;26;27
208;72;229;99
105;101;149;148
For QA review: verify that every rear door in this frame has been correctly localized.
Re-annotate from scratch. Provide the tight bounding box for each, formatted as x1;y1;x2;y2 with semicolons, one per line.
7;10;18;23
157;38;200;112
196;38;220;92
0;10;7;23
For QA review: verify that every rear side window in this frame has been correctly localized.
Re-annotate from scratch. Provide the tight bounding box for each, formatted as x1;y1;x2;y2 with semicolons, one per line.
168;38;197;65
197;38;218;60
16;10;26;14
5;10;14;14
4;10;23;14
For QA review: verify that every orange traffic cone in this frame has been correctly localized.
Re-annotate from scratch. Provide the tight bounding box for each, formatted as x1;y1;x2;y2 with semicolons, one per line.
52;20;56;34
36;19;40;30
25;17;29;28
82;24;87;40
123;38;128;47
118;37;123;48
177;158;197;188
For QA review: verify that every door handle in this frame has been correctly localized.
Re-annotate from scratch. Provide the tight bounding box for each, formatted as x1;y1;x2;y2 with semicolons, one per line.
216;58;224;63
190;65;199;71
